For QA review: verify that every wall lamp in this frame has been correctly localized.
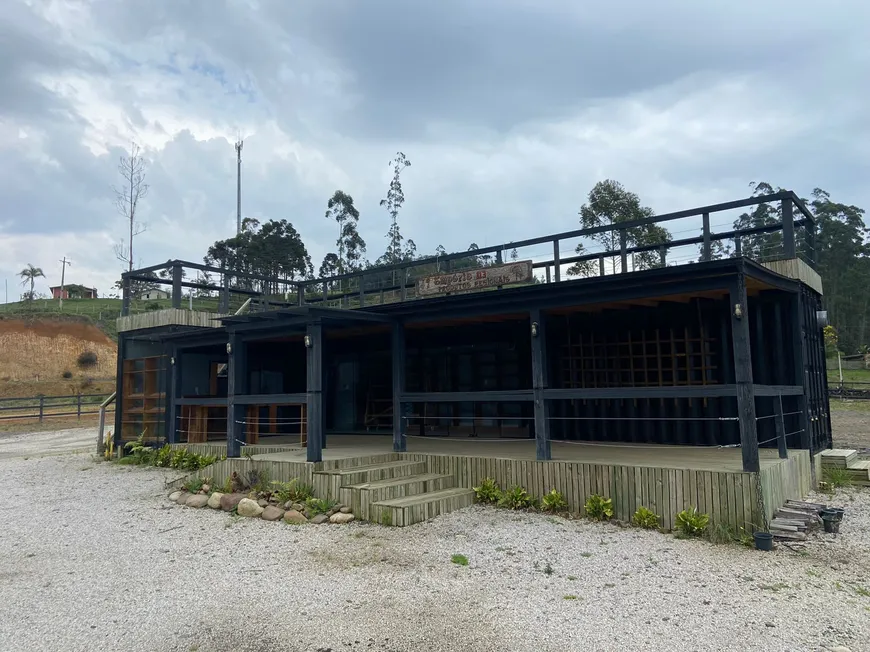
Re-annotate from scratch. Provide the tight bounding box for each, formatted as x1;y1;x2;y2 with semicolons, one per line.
531;322;539;338
170;356;176;366
733;303;743;320
226;342;232;355
304;334;313;348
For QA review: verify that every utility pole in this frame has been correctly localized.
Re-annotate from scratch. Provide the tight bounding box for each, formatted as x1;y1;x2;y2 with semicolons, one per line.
59;257;71;311
235;138;243;235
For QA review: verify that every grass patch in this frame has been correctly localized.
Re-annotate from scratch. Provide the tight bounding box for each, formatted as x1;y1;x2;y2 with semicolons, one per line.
563;595;579;600
580;552;593;558
567;575;578;581
823;467;853;488
451;554;469;566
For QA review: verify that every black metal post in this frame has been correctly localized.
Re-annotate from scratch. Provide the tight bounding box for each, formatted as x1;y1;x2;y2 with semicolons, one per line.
774;395;788;459
781;198;795;259
358;275;365;308
171;263;183;309
530;308;551;460
392;320;407;452
598;256;605;277
77;393;82;420
729;270;760;473
400;269;408;301
658;245;667;268
226;332;246;458
297;285;305;307
702;212;711;261
306;321;324;462
553;240;561;282
218;270;229;313
38;396;44;423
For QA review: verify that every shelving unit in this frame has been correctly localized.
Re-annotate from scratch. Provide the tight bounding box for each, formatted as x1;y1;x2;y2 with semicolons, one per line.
121;356;166;441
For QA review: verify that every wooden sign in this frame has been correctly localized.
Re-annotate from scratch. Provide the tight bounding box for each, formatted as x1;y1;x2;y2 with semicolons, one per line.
416;260;534;297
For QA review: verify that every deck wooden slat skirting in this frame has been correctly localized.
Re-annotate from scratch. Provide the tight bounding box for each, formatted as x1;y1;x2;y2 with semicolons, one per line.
168;438;811;532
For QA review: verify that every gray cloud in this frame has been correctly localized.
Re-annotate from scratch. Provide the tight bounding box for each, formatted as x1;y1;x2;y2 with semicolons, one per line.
0;0;867;298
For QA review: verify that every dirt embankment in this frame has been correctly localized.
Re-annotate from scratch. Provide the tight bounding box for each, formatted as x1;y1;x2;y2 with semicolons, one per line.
0;317;116;397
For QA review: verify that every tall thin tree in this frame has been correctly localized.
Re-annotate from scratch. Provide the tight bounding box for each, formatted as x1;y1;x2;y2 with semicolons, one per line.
379;152;412;264
113;142;149;272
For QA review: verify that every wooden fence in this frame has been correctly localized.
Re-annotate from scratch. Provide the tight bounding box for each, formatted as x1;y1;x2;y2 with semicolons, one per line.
0;393;114;423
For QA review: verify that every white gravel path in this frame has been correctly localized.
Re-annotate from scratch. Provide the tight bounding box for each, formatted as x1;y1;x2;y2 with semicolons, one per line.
1;439;868;651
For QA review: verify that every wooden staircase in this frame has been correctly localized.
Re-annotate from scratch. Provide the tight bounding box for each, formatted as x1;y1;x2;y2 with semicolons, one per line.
820;449;870;486
313;459;475;527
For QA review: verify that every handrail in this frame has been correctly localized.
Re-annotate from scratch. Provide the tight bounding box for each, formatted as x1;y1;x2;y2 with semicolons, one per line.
97;392;116;456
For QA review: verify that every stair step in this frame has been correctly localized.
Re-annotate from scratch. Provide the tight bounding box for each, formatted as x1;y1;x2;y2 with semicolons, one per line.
820;449;858;468
339;473;456;521
313;461;428;500
372;487;475;527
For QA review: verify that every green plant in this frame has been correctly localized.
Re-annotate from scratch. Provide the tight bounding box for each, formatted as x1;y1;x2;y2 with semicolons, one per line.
77;351;98;369
675;507;709;537
738;529;755;548
584;494;613;521
154;444;173;468
497;486;537;510
451;554;468;566
541;489;568;512
305;497;337;515
183;477;205;494
563;595;578;600
62;370;73;379
271;480;298;504
220;476;233;494
473;478;502;504
705;522;736;545
823;468;853;488
123;433;156;465
543;561;554;576
632;506;660;529
380;510;393;526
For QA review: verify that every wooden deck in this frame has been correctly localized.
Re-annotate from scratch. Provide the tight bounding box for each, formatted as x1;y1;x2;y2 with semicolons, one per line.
172;436;812;531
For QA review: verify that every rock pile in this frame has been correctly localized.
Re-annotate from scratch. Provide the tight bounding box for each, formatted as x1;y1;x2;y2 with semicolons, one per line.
167;489;356;525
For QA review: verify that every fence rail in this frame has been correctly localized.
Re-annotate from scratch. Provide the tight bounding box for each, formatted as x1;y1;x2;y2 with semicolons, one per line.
0;393;115;423
828;381;870;401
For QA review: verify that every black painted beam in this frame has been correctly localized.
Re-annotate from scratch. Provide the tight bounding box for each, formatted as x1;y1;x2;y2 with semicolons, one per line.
226;334;246;458
392;321;407;452
400;390;535;403
232;393;309;405
167;346;180;444
543;385;739;400
113;333;126;450
306;322;324;462
774;396;788;459
729;268;760;473
530;308;551;460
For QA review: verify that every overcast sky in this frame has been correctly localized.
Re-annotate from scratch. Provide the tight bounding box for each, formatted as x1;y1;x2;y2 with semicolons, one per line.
1;0;868;299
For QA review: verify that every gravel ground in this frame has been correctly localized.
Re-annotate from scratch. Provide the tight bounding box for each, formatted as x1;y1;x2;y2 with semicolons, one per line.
0;426;96;460
831;407;870;454
2;437;870;652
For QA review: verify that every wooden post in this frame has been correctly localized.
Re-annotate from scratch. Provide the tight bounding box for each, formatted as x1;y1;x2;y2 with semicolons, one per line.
553;240;561;282
121;277;131;316
530;308;551;460
658;245;667;268
774;395;788;459
781;198;795;259
358;274;365;308
400;269;408;301
171;263;183;309
38;395;44;423
702;212;711;261
113;333;126;448
306;321;324;462
598;256;605;277
226;332;246;458
392;320;407;452
167;347;180;444
77;393;82;420
729;270;760;473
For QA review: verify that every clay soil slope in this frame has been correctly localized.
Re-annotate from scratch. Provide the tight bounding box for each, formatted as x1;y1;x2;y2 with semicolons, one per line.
0;317;116;397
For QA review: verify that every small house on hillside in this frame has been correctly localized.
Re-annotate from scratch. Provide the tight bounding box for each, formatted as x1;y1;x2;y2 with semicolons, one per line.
50;284;97;299
138;288;171;301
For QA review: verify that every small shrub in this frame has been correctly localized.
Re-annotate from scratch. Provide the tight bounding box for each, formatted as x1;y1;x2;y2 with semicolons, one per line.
451;554;468;566
62;370;73;379
123;434;156;465
473;478;502;504
220;476;233;494
675;507;709;537
80;377;94;390
76;351;98;369
497;486;537;510
632;506;660;529
183;477;205;494
380;510;393;526
705;522;736;545
584;494;614;521
305;497;337;515
541;489;568;512
543;561;554;576
563;595;578;600
823;468;853;488
144;301;161;311
154;444;173;468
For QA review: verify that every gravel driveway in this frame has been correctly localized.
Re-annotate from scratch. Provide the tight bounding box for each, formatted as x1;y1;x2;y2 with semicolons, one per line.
1;434;869;652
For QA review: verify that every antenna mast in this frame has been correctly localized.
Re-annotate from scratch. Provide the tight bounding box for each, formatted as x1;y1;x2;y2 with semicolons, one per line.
235;138;244;235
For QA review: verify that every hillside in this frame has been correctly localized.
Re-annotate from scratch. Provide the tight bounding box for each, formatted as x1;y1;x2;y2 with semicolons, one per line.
0;316;117;398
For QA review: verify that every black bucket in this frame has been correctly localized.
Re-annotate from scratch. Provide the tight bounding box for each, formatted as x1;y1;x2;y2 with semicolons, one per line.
822;508;844;523
754;532;774;551
821;513;841;534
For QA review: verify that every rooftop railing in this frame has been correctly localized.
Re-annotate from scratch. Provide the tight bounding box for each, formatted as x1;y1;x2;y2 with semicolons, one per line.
120;190;815;316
